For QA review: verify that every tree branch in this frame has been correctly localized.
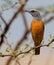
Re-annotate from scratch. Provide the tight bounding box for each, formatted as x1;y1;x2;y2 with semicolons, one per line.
44;16;54;24
0;15;7;25
27;55;33;65
21;11;28;31
0;38;54;57
5;0;29;65
0;0;28;46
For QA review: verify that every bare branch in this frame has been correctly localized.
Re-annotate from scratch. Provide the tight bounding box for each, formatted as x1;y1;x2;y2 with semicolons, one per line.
44;16;54;24
5;0;29;65
21;11;28;31
5;30;30;65
0;0;28;46
1;2;18;13
15;59;21;65
42;11;50;17
0;15;7;25
27;55;33;65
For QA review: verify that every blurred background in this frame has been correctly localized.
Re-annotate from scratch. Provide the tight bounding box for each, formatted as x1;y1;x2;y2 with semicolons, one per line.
0;0;54;65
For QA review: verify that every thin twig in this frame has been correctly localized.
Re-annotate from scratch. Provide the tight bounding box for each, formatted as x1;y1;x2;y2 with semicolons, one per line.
42;11;49;17
21;11;28;31
5;0;29;65
27;55;33;65
44;16;54;24
0;15;7;25
15;59;21;65
0;0;28;46
5;37;13;51
1;2;18;13
5;30;30;65
0;38;54;57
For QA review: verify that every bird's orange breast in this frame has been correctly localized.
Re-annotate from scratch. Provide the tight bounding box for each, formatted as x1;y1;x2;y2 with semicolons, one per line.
31;19;44;45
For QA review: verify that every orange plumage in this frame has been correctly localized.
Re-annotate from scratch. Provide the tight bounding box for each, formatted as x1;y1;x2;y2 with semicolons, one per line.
31;19;44;55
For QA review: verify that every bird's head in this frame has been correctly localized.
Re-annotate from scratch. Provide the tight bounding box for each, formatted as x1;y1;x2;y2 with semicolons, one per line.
24;10;42;20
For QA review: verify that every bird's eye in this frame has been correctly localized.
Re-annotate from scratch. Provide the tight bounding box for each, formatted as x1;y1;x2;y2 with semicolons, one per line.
31;10;35;12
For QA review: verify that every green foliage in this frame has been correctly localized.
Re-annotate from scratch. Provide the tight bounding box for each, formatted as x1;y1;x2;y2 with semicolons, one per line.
35;4;54;12
0;52;2;55
24;43;29;49
48;39;51;42
48;43;52;47
48;34;54;48
36;7;45;11
6;48;10;52
21;54;25;58
47;5;54;12
52;47;54;49
0;22;2;27
49;34;52;39
0;52;5;57
21;43;30;51
1;2;8;10
12;50;18;55
41;40;44;45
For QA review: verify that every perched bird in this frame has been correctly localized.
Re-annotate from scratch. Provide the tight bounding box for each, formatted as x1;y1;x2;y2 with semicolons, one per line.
25;10;44;55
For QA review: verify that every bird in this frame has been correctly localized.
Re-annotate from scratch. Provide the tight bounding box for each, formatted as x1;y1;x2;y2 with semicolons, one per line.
25;10;44;55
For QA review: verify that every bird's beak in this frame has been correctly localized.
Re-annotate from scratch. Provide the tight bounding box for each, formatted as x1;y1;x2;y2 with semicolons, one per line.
23;10;30;13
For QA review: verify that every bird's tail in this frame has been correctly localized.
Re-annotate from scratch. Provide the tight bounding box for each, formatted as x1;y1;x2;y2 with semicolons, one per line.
34;43;40;55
